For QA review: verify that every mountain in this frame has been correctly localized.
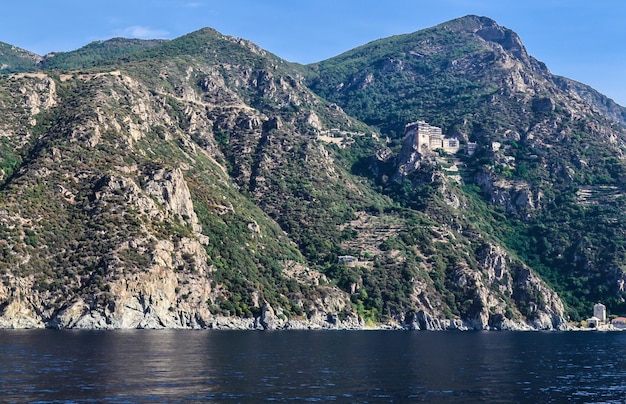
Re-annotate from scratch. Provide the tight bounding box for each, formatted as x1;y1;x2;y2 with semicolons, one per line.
0;42;41;73
308;15;626;133
37;38;167;71
0;16;622;329
308;15;626;321
0;28;379;329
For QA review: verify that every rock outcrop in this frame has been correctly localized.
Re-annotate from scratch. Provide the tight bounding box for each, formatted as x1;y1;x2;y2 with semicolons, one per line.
475;170;542;217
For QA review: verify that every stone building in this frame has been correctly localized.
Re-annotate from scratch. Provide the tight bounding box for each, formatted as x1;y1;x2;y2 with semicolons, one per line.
404;120;460;154
594;303;606;323
587;303;607;328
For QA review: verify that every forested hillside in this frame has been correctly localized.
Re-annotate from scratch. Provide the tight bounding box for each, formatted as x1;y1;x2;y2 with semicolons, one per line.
308;15;626;320
0;15;624;328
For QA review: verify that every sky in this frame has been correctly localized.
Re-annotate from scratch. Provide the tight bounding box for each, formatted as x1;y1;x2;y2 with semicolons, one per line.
1;0;625;105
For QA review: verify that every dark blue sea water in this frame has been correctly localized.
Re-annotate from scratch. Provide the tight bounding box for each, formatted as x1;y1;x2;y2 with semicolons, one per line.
0;330;625;403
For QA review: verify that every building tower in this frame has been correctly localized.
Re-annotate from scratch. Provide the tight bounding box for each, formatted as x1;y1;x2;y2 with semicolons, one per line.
593;303;606;323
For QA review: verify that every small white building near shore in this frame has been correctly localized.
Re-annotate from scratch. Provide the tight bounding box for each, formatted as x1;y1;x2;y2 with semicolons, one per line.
586;303;608;329
587;316;601;329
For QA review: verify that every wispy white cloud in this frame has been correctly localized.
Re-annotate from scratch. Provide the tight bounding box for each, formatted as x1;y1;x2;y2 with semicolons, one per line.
185;2;204;8
114;26;169;39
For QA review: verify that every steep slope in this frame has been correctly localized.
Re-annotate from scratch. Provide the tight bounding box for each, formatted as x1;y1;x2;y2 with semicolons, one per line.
0;42;41;74
553;75;626;126
0;20;602;329
308;15;626;320
309;15;626;134
0;32;374;328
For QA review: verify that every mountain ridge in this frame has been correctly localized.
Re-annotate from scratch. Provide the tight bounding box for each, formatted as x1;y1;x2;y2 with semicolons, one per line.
0;15;624;329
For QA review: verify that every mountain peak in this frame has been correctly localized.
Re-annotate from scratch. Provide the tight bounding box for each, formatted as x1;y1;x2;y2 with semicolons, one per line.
439;15;528;61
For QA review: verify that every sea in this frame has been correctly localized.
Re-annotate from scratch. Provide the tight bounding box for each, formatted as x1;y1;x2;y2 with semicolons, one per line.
1;329;625;403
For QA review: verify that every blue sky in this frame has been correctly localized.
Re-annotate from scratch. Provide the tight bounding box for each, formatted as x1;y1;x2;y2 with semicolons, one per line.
1;1;625;105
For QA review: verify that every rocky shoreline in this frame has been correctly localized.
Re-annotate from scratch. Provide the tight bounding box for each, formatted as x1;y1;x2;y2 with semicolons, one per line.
0;305;573;331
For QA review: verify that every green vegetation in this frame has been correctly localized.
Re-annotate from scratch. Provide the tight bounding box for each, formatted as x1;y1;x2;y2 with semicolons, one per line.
304;15;626;320
1;15;626;327
38;38;166;71
0;42;39;73
308;24;492;138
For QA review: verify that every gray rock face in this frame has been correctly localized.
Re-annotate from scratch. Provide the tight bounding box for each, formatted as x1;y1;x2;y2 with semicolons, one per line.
0;265;365;329
144;167;204;234
474;170;541;217
514;266;567;330
257;302;277;330
475;22;528;63
396;136;423;176
405;310;442;330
